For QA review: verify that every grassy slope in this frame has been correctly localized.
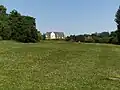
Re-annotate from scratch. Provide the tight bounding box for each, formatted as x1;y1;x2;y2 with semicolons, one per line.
0;41;120;89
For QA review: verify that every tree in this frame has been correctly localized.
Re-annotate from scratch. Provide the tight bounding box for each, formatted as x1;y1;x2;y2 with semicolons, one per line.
37;31;42;41
65;36;71;41
92;36;100;43
0;5;41;43
0;5;7;15
0;21;11;40
0;5;11;40
75;35;85;42
8;10;22;41
42;33;46;40
70;35;76;42
115;6;120;44
8;10;38;43
85;36;95;43
110;31;117;37
20;16;38;42
99;32;109;37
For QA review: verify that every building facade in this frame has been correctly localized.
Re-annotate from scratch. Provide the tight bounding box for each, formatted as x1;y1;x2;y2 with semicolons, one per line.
45;32;65;40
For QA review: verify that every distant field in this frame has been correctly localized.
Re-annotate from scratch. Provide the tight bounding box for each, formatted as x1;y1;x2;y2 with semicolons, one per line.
0;41;120;89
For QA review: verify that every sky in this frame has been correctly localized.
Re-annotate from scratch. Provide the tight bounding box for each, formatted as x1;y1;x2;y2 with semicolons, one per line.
0;0;120;35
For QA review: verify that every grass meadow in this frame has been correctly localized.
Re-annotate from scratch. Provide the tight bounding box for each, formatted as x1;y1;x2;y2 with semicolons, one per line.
0;41;120;89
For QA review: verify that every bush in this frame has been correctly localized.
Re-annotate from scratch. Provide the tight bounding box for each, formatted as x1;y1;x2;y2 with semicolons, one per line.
92;36;100;43
0;36;3;40
75;35;85;42
109;37;118;44
37;31;42;41
65;36;71;41
100;37;110;43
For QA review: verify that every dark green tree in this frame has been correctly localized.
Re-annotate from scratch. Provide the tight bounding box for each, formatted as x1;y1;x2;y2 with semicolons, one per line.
42;33;46;40
75;35;85;42
8;10;22;41
115;6;120;44
0;5;40;43
99;32;109;38
65;36;71;41
0;5;11;40
8;10;38;43
19;16;38;42
37;31;42;41
0;5;7;15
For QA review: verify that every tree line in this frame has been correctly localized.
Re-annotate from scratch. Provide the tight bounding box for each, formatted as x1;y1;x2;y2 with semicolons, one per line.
65;6;120;45
0;5;120;44
65;31;118;44
0;5;41;43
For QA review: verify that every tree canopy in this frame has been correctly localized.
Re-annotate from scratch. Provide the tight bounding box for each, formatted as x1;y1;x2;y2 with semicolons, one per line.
0;5;40;43
115;6;120;44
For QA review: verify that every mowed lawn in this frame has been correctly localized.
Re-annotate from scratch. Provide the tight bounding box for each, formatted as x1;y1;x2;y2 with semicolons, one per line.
0;41;120;89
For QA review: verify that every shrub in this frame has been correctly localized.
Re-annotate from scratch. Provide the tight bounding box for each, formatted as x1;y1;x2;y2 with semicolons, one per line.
109;37;118;44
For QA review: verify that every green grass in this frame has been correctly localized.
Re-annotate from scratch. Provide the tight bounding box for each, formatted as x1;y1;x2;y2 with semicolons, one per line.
0;41;120;89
